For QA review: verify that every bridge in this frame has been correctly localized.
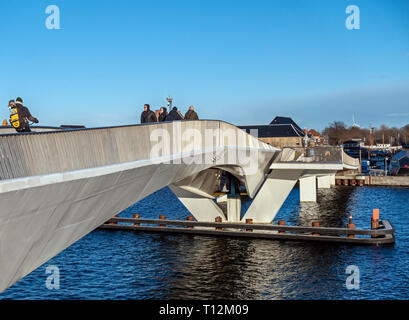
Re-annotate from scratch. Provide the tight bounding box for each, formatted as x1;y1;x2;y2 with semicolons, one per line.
0;121;357;293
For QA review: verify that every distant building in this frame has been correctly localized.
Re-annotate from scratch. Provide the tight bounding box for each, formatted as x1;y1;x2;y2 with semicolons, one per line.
270;116;304;132
239;116;305;148
390;150;409;176
303;128;328;146
343;140;366;159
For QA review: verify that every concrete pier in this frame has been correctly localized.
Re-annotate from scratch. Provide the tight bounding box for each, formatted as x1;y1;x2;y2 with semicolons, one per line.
317;175;332;189
300;176;317;202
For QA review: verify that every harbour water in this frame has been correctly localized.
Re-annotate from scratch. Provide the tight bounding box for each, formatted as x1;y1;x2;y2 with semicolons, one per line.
1;186;408;300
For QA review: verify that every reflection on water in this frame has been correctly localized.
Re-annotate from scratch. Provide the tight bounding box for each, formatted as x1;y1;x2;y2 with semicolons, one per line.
1;186;408;299
165;236;349;300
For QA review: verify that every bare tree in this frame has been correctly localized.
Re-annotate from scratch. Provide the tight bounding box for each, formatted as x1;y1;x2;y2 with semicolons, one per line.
321;122;409;146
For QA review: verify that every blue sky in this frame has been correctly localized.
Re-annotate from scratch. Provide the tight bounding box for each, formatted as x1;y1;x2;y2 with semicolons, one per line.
0;0;408;130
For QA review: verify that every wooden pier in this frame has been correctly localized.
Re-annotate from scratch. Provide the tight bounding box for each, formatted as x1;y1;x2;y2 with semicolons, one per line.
335;175;409;187
99;216;395;246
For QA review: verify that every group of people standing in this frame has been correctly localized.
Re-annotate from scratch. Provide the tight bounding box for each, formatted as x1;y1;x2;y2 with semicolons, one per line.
140;104;199;124
5;99;199;133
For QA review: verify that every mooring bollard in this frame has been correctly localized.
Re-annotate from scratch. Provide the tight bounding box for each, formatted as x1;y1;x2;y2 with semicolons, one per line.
187;216;194;229
347;215;355;238
312;221;320;236
245;219;253;232
159;214;166;228
371;209;380;238
133;214;140;227
278;220;286;234
215;216;223;231
109;214;118;225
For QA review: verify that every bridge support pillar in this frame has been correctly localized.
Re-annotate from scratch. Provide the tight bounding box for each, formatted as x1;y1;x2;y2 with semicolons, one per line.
317;175;331;189
169;185;226;222
242;169;302;223
330;174;336;186
300;176;317;202
227;196;241;222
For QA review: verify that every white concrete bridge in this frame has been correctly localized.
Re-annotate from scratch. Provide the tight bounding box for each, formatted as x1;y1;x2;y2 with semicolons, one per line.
0;121;358;293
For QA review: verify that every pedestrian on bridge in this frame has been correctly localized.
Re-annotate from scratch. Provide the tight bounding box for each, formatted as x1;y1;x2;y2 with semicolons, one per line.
140;104;157;123
165;106;184;121
158;107;168;122
184;105;199;120
9;97;39;133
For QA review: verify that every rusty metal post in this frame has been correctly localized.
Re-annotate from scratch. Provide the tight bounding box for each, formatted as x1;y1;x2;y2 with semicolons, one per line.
336;179;341;186
347;215;355;238
215;216;222;231
351;179;357;186
133;214;140;226
343;179;349;186
371;209;380;238
312;221;320;236
159;214;166;228
358;179;364;186
245;219;253;232
187;216;194;229
278;220;286;234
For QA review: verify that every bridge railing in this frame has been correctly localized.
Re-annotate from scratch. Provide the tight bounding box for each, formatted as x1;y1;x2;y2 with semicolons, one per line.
342;151;360;168
276;146;344;164
0;121;277;181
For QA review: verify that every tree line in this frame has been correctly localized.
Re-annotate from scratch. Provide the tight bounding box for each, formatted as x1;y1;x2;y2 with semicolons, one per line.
322;121;409;146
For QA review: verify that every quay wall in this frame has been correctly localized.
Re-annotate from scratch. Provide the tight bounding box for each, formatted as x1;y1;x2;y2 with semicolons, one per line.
367;176;409;187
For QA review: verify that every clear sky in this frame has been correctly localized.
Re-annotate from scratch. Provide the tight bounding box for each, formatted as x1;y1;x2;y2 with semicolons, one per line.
0;0;408;130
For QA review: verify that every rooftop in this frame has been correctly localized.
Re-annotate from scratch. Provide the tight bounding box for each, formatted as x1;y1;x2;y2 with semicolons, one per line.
239;123;305;138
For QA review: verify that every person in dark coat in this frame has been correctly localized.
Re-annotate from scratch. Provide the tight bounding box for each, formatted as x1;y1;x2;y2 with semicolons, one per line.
11;97;39;132
140;104;157;123
165;107;184;121
158;107;167;122
184;105;199;120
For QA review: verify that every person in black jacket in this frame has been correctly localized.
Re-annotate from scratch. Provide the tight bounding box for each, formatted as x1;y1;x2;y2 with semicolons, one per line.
158;107;167;122
140;104;157;123
165;107;184;121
